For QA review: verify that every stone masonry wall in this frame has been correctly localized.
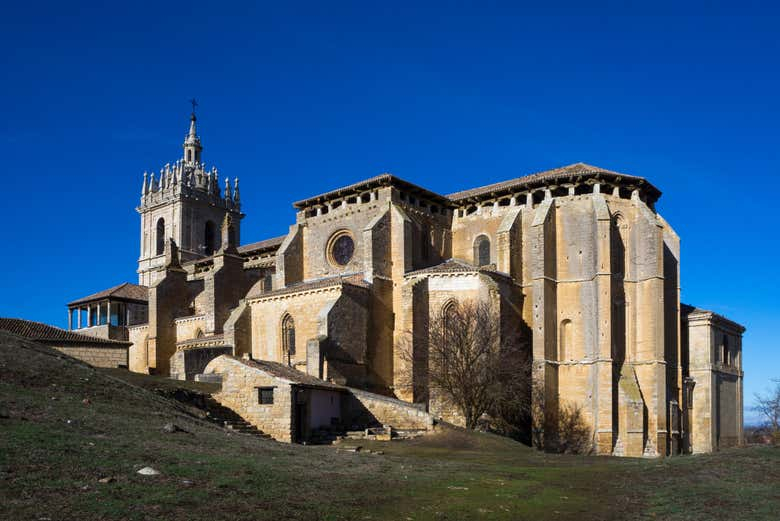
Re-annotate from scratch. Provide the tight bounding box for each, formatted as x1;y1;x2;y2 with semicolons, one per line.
170;346;232;381
52;345;128;368
345;387;434;431
205;356;294;442
127;325;148;373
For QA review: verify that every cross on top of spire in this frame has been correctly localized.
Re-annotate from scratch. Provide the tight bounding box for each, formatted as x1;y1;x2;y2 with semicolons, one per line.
183;99;202;160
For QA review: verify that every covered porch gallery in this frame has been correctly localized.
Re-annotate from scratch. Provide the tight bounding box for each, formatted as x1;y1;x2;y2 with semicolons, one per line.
67;282;148;338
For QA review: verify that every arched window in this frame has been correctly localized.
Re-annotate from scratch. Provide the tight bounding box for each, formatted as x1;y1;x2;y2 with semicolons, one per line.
281;314;295;365
156;218;165;256
439;300;459;370
441;300;459;329
474;235;491;267
559;319;572;361
204;220;216;255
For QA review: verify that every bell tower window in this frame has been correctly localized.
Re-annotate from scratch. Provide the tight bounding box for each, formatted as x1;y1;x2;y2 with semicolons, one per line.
204;220;216;255
155;218;165;256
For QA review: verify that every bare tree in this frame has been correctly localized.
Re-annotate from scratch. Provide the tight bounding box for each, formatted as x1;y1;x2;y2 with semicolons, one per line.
754;379;780;440
398;299;529;430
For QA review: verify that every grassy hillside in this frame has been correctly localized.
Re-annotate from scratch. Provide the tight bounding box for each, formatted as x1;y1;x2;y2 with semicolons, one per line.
1;331;778;521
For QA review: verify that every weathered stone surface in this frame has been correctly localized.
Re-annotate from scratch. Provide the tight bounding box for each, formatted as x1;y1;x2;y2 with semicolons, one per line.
81;111;746;457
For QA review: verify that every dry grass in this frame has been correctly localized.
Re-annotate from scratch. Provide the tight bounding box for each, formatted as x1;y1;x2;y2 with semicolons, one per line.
1;331;778;521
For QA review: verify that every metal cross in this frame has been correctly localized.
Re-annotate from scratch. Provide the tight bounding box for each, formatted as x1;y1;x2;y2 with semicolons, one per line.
189;98;198;113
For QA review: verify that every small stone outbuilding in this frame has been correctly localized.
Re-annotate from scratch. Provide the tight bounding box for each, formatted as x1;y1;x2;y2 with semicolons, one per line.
203;355;346;442
0;318;130;368
203;354;434;443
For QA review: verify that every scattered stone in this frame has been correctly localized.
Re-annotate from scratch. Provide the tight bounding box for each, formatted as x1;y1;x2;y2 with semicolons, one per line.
448;486;469;490
82;398;91;406
343;446;362;453
98;477;115;484
373;450;385;455
162;422;181;433
80;485;90;491
181;479;195;487
137;467;161;476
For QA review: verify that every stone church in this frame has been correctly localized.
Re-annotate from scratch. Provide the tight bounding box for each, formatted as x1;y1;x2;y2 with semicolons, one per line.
67;111;745;456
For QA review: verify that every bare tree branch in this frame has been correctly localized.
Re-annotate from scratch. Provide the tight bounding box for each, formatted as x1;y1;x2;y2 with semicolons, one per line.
754;379;780;437
398;299;529;430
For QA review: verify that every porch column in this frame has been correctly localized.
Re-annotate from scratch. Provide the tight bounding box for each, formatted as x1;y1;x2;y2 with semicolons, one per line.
107;301;112;326
68;309;72;330
86;306;91;328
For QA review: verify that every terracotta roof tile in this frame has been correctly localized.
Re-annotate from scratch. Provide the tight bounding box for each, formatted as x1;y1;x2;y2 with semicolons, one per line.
247;273;369;300
68;282;148;306
292;163;661;210
405;259;478;276
681;303;746;332
292;173;453;209
230;356;344;390
237;235;287;254
405;259;512;279
447;162;661;203
0;318;130;346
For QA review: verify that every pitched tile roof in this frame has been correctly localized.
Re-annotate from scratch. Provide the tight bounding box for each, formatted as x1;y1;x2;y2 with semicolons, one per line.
292;173;453;209
230;356;344;390
237;235;287;254
292;163;662;210
0;318;130;346
405;259;479;276
68;282;148;306
447;162;661;203
405;259;512;280
247;273;369;299
681;304;746;332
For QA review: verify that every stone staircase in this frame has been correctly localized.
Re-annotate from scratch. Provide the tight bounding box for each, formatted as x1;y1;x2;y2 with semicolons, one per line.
203;396;272;440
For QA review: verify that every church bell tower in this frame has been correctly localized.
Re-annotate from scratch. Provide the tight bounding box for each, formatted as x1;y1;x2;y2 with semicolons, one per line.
136;105;244;286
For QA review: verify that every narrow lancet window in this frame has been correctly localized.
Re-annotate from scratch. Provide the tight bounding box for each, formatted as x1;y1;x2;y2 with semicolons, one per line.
474;235;491;266
156;218;165;256
204;220;216;255
281;314;295;365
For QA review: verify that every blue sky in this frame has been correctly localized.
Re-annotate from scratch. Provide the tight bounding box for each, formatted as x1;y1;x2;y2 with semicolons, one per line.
1;2;777;421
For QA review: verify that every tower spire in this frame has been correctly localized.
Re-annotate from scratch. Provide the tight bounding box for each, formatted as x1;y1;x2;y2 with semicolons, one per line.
183;99;202;164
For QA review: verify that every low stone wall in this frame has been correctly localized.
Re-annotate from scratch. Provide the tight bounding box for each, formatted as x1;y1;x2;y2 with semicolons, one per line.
170;346;232;381
204;356;294;442
345;388;434;431
76;324;129;342
52;345;128;368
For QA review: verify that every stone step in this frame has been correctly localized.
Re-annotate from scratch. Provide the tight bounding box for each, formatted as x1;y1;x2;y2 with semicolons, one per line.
202;397;273;440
